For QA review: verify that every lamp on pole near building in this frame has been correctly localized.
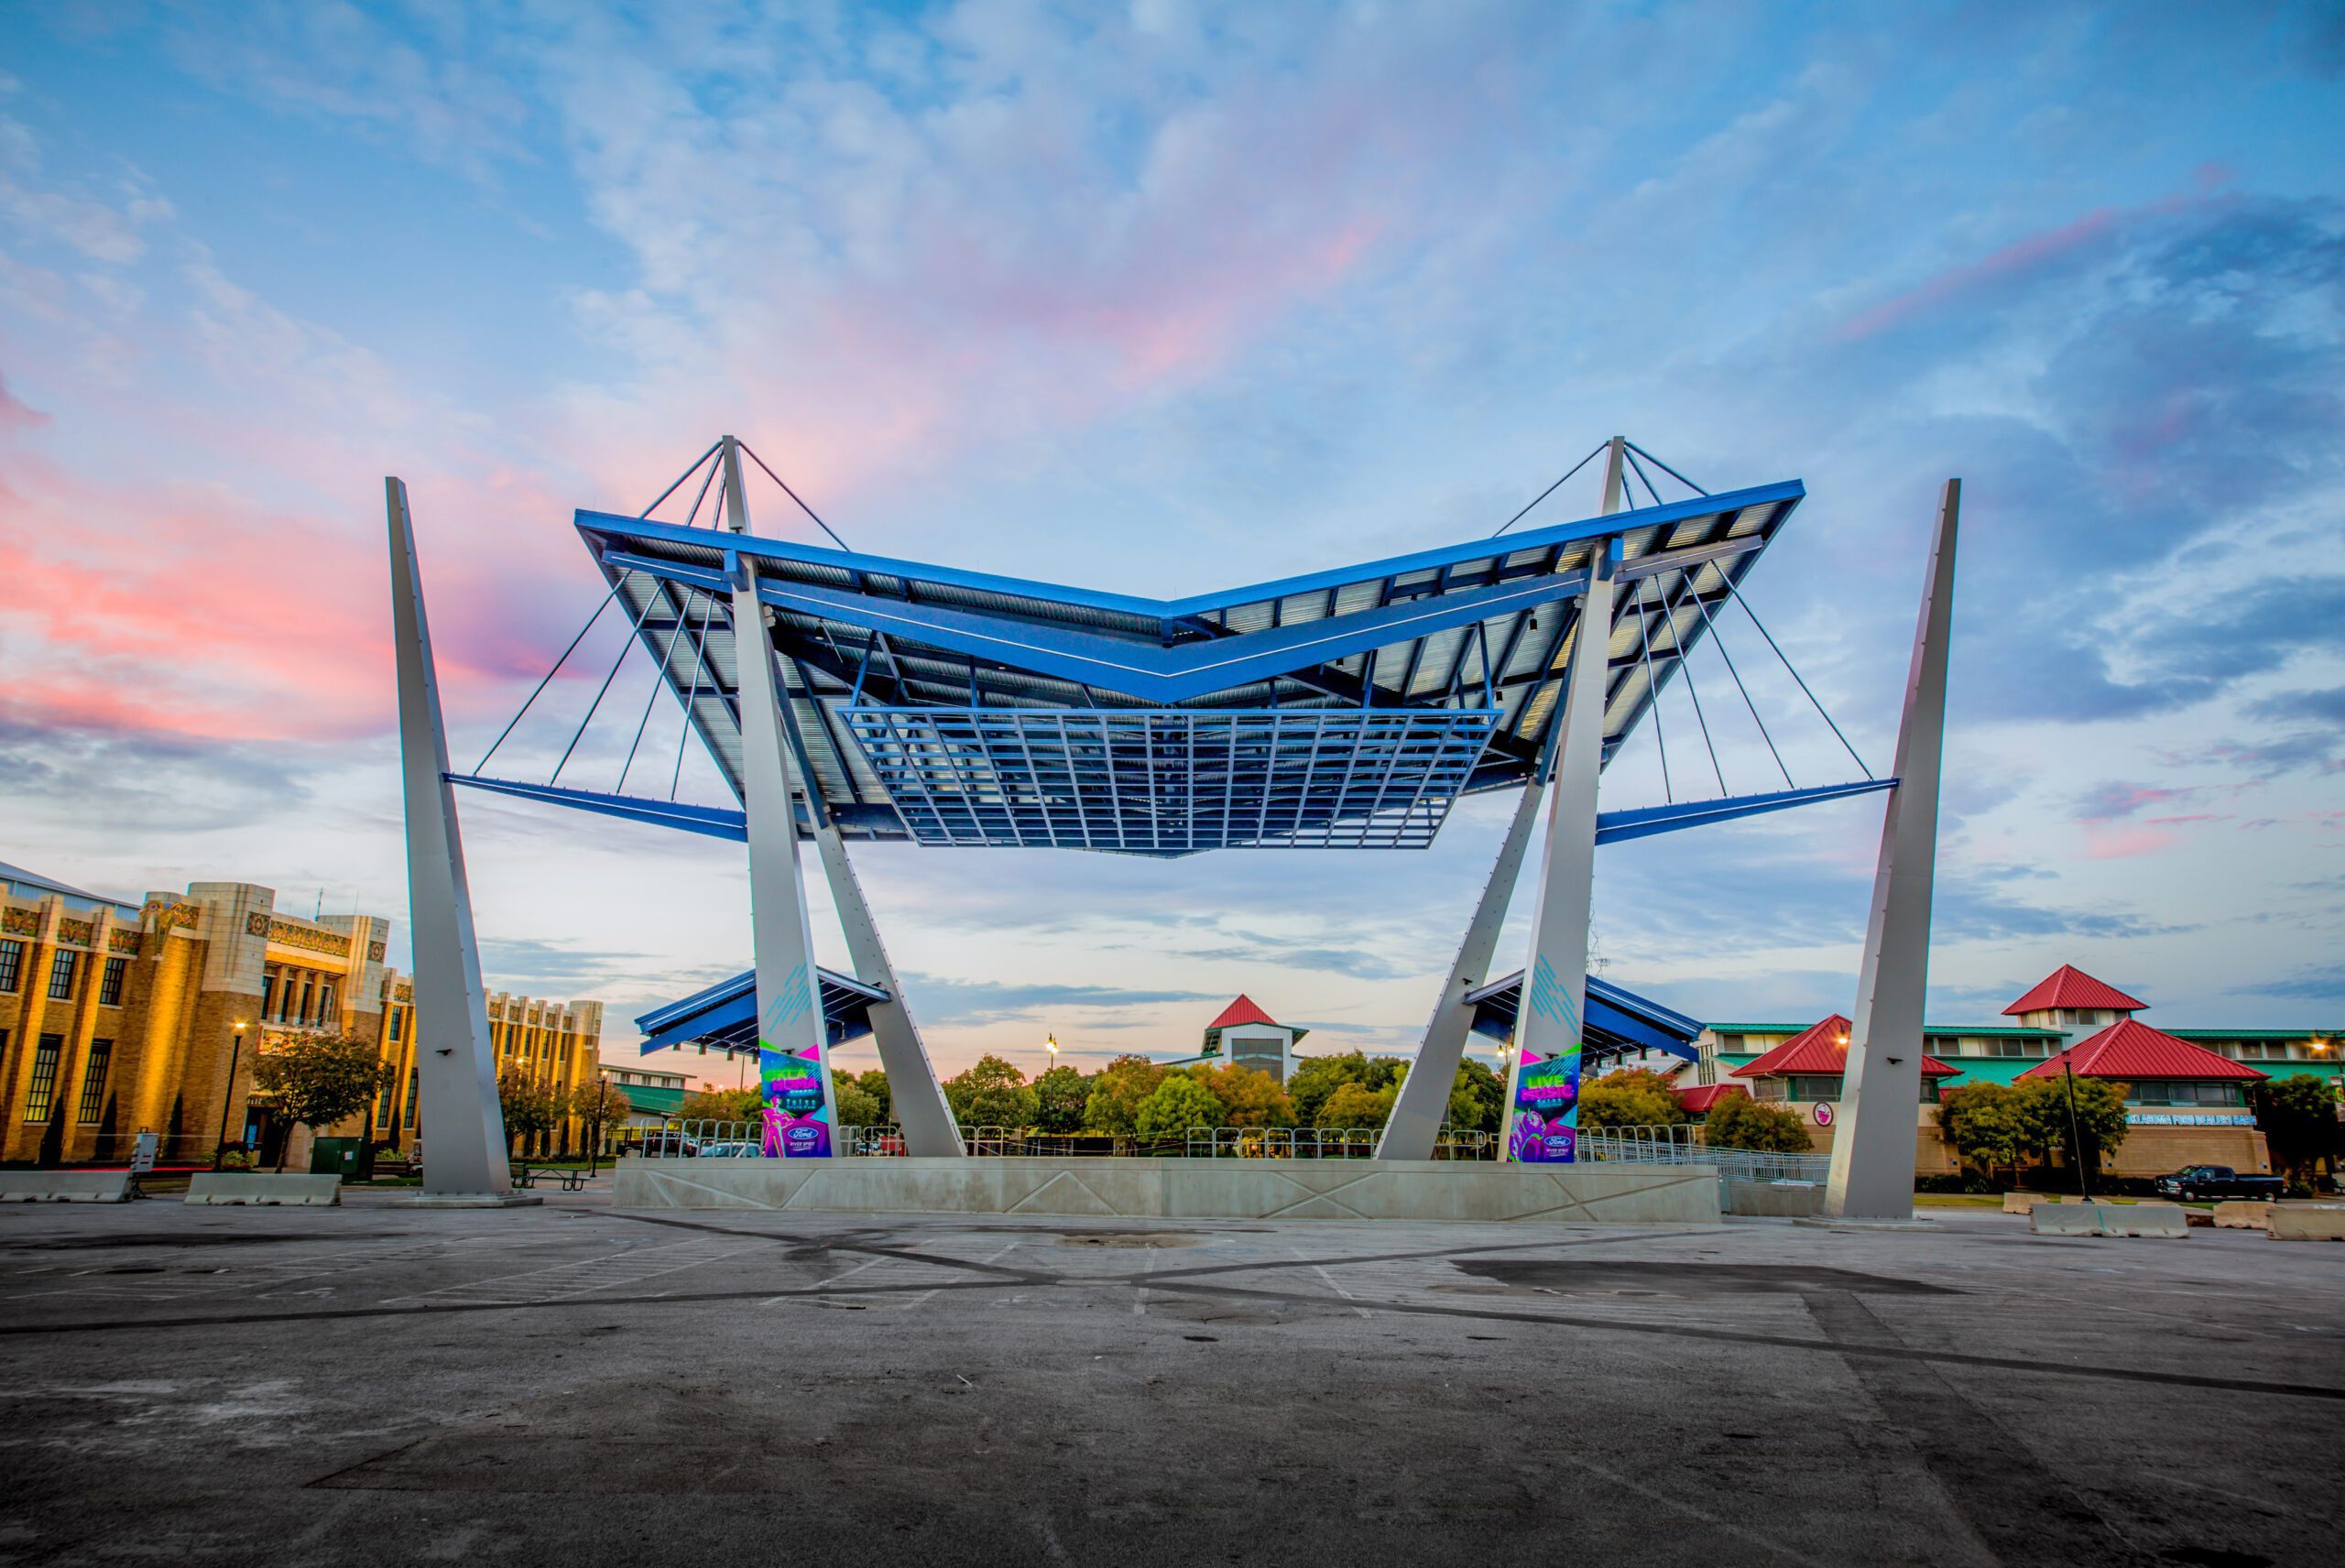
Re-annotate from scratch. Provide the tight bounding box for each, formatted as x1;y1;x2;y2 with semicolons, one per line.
1045;1033;1060;1074
213;1020;249;1171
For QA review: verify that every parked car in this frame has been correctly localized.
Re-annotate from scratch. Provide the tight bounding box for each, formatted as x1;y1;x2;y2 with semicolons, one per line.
698;1140;761;1159
628;1132;700;1159
2153;1165;2285;1200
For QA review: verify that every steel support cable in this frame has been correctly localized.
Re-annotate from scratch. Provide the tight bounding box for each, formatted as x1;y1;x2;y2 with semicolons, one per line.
1634;575;1674;804
1657;588;1729;796
1718;574;1873;779
615;583;697;795
472;573;631;775
680;449;724;529
1492;441;1609;538
1621;448;1673;512
737;442;853;551
1685;568;1794;789
1623;441;1709;496
669;592;717;801
638;441;724;520
551;580;660;785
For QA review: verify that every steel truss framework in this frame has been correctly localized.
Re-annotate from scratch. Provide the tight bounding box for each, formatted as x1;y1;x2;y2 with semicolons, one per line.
553;477;1809;854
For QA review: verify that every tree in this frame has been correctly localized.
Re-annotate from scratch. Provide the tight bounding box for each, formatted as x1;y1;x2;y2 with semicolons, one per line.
1193;1064;1296;1127
1134;1074;1225;1141
1082;1055;1168;1135
1577;1068;1688;1132
1285;1052;1367;1127
497;1068;565;1158
2247;1075;2343;1189
945;1053;1039;1129
2008;1073;2129;1182
1317;1082;1397;1130
1703;1092;1813;1153
1936;1082;2023;1186
1448;1059;1504;1135
573;1078;632;1173
680;1086;761;1125
854;1069;891;1124
253;1030;392;1171
1032;1064;1093;1133
834;1077;883;1130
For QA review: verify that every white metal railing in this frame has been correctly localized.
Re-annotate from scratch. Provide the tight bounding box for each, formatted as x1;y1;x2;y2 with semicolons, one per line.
1580;1124;1829;1183
622;1118;1512;1162
1181;1126;1497;1160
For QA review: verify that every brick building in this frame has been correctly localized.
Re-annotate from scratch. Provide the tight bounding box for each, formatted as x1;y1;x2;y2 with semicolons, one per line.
0;859;604;1167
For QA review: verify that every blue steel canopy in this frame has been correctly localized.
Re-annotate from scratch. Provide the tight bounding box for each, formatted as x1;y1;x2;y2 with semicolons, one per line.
1465;971;1706;1064
566;478;1805;854
636;964;889;1058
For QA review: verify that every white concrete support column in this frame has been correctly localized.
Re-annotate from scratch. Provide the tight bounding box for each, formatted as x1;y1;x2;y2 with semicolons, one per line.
1376;779;1546;1160
813;825;965;1156
724;439;841;1157
387;478;513;1197
1386;439;1625;1163
1500;535;1619;1162
1826;479;1960;1219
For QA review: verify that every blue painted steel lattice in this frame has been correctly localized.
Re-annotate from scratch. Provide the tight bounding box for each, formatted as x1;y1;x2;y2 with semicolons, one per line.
842;706;1500;852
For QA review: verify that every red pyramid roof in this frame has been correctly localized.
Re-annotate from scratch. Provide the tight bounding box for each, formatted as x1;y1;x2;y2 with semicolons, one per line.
1674;1084;1744;1115
1729;1015;1958;1079
1207;994;1279;1030
2019;1018;2265;1083
2002;964;2148;1017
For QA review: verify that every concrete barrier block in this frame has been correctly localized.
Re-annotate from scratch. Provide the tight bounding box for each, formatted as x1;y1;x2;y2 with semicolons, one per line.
185;1172;342;1206
2100;1203;2189;1237
0;1171;133;1203
2268;1203;2345;1242
2002;1192;2049;1214
2029;1202;2189;1238
2029;1203;2102;1236
2213;1201;2274;1229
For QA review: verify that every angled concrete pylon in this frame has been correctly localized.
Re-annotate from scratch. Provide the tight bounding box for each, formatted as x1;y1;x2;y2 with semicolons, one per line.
721;437;843;1157
1826;479;1960;1219
387;477;517;1199
813;825;964;1156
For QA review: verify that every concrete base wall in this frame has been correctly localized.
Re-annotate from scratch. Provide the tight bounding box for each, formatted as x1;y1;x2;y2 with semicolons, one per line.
2269;1203;2345;1241
1724;1179;1826;1217
615;1157;1720;1224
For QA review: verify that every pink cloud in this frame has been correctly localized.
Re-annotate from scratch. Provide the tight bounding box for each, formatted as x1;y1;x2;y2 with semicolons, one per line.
2081;825;2176;860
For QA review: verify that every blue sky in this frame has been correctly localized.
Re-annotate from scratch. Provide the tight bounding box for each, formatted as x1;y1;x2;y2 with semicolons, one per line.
2;2;2340;1085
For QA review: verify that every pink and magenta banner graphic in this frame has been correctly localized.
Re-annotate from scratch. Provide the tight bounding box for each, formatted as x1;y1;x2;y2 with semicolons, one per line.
1508;1047;1580;1162
760;1044;833;1158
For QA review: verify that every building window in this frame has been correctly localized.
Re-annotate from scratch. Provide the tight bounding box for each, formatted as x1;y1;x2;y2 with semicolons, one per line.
404;1069;419;1128
0;940;22;994
46;950;78;1001
2129;1081;2244;1107
23;1036;62;1122
1787;1075;1843;1101
318;983;335;1021
388;1007;404;1042
76;1040;113;1125
98;956;127;1007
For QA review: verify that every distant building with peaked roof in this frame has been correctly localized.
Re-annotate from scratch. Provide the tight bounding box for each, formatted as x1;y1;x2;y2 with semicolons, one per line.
1163;994;1309;1083
1684;964;2340;1180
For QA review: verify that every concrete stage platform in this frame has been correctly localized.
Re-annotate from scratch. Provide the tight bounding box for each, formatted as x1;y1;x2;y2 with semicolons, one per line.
613;1155;1720;1223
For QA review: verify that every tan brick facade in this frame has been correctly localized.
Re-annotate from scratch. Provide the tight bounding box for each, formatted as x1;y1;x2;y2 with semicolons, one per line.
2;867;603;1168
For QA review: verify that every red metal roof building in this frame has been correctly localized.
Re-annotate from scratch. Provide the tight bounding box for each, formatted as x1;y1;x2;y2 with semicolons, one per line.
1729;1015;1959;1083
1207;995;1279;1031
2018;1018;2266;1084
2002;964;2150;1018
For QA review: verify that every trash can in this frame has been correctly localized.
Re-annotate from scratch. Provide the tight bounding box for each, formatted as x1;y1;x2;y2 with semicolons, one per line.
309;1137;371;1183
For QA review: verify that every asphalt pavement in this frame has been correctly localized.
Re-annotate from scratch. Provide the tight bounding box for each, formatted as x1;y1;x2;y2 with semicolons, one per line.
0;1191;2337;1566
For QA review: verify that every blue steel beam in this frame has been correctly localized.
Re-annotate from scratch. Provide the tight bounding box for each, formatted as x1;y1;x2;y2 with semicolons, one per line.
596;551;1593;705
1592;779;1897;845
573;477;1804;630
447;774;901;841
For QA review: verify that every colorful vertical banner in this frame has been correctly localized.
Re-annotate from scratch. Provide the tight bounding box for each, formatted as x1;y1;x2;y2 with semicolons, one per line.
1508;1047;1581;1162
757;963;834;1158
1505;955;1584;1161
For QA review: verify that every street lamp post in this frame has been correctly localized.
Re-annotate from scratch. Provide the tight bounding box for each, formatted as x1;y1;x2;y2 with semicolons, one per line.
1045;1033;1060;1075
2061;1056;2091;1201
213;1020;249;1171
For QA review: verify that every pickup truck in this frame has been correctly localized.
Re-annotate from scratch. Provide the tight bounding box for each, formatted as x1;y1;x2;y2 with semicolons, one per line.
2153;1165;2285;1200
